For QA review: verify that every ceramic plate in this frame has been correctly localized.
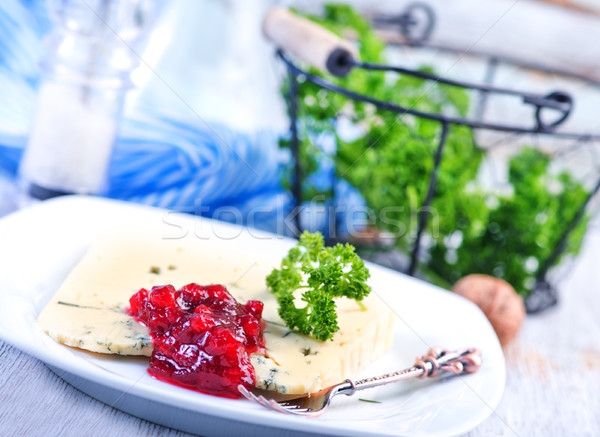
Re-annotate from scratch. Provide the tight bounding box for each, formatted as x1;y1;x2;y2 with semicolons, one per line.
0;196;504;437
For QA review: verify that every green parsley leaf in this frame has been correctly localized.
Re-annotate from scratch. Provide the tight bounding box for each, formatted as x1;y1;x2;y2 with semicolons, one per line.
266;231;371;341
279;5;590;298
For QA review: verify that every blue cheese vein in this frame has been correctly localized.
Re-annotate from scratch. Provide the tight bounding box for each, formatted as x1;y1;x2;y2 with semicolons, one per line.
36;231;395;394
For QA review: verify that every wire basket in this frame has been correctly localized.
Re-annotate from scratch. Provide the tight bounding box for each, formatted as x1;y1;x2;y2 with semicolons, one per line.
266;4;600;313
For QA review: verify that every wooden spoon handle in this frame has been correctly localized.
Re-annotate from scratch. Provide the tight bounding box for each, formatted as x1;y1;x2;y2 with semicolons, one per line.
263;7;359;77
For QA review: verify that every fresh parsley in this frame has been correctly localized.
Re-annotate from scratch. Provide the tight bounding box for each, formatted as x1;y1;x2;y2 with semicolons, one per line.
279;4;590;298
358;398;382;404
266;231;371;341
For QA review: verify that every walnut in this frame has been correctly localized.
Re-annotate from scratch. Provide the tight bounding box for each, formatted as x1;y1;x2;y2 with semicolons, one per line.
451;274;526;347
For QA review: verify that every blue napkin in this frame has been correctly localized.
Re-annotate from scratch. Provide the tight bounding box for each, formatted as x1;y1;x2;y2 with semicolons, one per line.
0;0;365;237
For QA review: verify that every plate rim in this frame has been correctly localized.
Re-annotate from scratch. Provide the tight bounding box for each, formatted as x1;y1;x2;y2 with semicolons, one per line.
0;195;506;437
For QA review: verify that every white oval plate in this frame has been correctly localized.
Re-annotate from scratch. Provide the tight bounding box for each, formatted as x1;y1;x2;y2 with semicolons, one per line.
0;196;504;437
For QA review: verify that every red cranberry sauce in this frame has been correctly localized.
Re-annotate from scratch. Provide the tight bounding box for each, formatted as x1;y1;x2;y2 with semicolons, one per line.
128;283;265;398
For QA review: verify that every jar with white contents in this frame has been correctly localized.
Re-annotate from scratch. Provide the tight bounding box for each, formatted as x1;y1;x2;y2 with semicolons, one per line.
20;0;153;200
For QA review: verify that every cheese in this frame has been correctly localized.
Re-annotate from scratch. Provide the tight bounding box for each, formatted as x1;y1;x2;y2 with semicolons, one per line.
251;296;394;394
37;231;395;394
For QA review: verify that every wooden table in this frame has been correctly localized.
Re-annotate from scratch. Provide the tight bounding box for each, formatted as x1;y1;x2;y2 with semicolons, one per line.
1;223;599;437
2;0;599;433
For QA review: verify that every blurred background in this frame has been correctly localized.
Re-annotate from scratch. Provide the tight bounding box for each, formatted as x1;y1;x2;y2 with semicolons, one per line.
1;0;600;309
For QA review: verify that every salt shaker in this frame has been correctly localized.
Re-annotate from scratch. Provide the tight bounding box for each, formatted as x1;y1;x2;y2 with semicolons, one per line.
20;0;153;200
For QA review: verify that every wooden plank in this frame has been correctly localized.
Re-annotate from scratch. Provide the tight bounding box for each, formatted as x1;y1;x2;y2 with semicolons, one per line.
536;0;600;14
291;0;600;83
465;226;600;436
0;341;192;437
536;0;599;14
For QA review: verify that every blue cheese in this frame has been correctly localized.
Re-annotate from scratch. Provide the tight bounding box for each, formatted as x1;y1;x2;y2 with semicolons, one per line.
251;294;395;394
37;231;395;394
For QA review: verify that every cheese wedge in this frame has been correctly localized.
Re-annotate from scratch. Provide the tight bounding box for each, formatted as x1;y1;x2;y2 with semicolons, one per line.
37;230;395;394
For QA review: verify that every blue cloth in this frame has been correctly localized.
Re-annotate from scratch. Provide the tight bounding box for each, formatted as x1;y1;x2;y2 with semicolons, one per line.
0;1;292;232
0;1;365;236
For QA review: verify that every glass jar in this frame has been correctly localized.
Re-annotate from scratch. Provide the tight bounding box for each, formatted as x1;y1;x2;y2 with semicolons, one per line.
20;0;153;199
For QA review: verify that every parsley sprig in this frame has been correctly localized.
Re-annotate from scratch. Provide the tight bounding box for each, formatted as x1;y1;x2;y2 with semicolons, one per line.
280;5;590;298
266;231;371;341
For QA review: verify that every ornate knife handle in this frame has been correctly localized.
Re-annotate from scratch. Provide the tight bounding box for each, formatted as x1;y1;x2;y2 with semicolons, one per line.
340;347;482;395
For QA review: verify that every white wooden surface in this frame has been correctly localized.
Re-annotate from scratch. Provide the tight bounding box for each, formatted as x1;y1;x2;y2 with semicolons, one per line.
1;224;599;437
1;1;599;434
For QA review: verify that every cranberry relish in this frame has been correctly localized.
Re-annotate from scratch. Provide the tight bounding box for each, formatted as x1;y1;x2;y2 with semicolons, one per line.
128;283;265;398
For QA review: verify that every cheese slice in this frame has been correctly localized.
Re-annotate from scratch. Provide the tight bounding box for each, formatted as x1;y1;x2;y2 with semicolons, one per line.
37;230;395;394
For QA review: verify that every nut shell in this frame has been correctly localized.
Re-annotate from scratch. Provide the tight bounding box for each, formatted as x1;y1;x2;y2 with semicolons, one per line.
452;274;526;347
